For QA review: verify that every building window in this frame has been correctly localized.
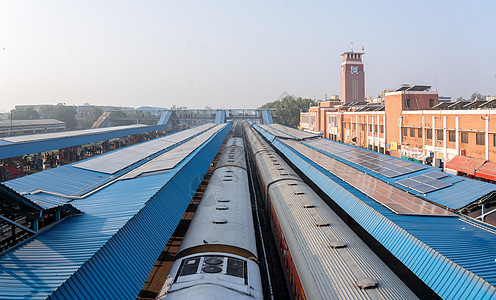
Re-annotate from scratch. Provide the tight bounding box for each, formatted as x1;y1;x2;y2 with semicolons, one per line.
380;125;384;133
476;133;485;145
461;132;468;144
418;128;422;138
353;123;356;130
402;127;408;136
374;125;378;133
436;130;443;141
494;134;496;147
429;99;435;107
410;128;415;137
427;129;432;139
405;99;411;108
361;124;365;131
448;131;455;142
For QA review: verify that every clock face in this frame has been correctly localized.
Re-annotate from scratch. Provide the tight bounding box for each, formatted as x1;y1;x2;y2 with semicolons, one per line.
351;66;359;74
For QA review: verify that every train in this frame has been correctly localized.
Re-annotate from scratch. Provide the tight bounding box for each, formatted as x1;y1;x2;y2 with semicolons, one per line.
157;130;263;299
245;123;418;300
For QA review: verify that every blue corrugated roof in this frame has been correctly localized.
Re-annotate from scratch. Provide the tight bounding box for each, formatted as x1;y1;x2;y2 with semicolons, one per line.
4;124;219;210
215;110;226;124
261;110;273;124
0;123;231;299
157;110;172;126
269;137;496;299
0;124;167;160
301;138;496;210
4;166;111;209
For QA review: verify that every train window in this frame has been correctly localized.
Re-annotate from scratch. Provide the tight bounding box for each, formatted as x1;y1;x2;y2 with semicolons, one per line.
178;257;201;277
226;257;246;279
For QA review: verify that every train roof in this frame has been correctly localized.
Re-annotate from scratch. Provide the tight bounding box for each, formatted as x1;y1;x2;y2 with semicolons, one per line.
268;179;418;299
178;166;257;259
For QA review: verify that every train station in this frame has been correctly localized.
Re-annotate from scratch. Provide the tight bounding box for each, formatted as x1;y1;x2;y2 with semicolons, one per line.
0;110;495;299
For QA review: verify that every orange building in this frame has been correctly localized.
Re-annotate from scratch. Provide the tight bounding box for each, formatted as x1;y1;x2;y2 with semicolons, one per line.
300;86;496;182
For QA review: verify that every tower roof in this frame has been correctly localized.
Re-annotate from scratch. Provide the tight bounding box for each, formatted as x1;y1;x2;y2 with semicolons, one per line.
340;51;364;56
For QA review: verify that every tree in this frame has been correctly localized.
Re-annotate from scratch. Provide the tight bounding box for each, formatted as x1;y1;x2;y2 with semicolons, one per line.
470;92;484;101
82;107;103;129
260;96;316;127
39;103;77;130
10;107;40;120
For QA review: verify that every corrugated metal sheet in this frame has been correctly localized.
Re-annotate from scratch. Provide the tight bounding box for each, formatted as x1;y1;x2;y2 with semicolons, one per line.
0;124;168;160
4;124;221;210
268;179;417;299
74;123;216;174
269;123;320;139
445;155;486;175
120;125;224;179
3;124;146;144
261;110;273;124
476;161;496;181
4;166;112;209
303;138;496;210
257;124;295;139
215;110;226;124
157;110;172;126
272;138;496;299
0;123;231;299
285;140;454;217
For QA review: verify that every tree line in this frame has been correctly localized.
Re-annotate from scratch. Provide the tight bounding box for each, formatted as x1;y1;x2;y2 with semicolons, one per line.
260;96;317;128
10;104;79;130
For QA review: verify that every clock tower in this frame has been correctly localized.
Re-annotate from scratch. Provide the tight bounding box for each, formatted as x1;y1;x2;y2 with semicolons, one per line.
340;51;365;103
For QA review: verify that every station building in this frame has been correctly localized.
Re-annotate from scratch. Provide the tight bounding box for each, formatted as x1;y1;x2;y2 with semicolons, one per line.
300;50;496;182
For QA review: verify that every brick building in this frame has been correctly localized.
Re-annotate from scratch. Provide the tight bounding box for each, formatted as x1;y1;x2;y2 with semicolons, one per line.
300;86;496;182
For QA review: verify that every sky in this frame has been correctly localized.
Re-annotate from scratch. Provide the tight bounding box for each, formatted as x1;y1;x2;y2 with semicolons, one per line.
0;0;495;112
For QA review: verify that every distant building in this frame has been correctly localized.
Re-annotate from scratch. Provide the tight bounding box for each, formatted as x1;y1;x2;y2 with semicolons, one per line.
0;119;66;137
439;96;452;103
300;85;496;179
136;106;169;116
76;104;135;119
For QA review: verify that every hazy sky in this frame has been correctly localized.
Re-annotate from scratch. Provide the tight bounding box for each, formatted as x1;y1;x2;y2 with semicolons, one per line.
1;0;495;112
